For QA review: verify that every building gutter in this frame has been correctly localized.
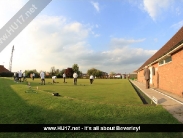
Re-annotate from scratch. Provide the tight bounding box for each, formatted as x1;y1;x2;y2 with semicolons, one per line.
138;42;183;72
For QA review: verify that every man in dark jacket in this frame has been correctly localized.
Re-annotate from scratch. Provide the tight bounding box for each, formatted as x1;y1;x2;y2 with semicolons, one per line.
144;66;150;89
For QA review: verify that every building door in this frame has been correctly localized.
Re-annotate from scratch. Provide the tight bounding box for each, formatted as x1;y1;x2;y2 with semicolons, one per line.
149;67;153;84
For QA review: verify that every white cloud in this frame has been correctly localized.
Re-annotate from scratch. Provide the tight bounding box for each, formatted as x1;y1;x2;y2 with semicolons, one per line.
0;12;156;73
75;38;156;73
110;38;145;48
0;14;91;72
143;0;174;21
0;0;157;74
91;1;100;12
171;20;183;29
0;0;28;28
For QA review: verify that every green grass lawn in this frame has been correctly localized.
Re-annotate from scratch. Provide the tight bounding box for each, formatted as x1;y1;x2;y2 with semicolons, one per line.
0;77;182;138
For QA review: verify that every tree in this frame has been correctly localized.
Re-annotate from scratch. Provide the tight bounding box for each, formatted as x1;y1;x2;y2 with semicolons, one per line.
72;64;79;74
60;69;66;78
87;68;98;76
96;70;103;77
65;68;74;78
55;69;60;75
25;69;39;78
109;72;116;77
50;66;56;76
78;70;83;78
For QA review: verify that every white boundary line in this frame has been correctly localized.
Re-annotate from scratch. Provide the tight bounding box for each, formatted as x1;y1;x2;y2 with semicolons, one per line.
151;88;183;105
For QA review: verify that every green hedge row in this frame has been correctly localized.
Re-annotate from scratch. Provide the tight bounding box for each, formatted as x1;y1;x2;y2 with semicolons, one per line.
0;72;13;77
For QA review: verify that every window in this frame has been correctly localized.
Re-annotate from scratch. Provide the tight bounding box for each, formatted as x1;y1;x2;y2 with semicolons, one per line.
158;56;172;65
159;60;164;65
165;56;172;63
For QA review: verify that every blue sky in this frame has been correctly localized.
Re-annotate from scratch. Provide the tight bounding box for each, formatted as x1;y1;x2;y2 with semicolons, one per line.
0;0;183;74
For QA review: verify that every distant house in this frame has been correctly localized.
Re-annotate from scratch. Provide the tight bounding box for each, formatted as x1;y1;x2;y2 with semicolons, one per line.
82;73;89;78
114;73;122;78
136;26;183;97
0;65;11;73
127;72;137;79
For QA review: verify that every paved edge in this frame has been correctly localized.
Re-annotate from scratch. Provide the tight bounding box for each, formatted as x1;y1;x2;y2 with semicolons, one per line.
130;80;183;105
151;88;183;105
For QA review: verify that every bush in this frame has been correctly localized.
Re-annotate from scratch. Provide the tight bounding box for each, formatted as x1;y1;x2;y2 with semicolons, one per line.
0;72;13;77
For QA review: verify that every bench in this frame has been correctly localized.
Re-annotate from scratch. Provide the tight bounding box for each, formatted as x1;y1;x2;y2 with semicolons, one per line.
152;96;158;105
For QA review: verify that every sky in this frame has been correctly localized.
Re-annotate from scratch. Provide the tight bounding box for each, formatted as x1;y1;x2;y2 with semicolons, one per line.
0;0;183;74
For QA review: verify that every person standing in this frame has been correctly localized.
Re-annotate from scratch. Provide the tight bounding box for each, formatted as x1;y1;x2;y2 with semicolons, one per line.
40;71;45;85
73;72;78;85
89;75;94;84
23;72;26;82
13;72;16;81
144;66;150;89
32;73;35;80
18;70;22;82
63;73;66;83
16;71;19;82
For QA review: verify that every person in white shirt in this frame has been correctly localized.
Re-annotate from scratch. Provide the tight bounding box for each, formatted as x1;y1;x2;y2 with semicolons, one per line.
52;76;56;83
63;73;66;83
89;75;94;84
73;72;78;85
18;70;22;82
40;71;45;85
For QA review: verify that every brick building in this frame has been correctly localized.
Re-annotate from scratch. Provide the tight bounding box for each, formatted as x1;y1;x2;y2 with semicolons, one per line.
136;26;183;97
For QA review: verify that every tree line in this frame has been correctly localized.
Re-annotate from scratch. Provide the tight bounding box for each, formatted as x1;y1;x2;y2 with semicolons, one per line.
22;64;109;78
1;63;136;79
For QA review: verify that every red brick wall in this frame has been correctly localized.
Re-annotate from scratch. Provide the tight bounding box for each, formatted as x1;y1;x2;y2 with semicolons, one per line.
137;69;144;83
137;48;183;97
157;49;183;97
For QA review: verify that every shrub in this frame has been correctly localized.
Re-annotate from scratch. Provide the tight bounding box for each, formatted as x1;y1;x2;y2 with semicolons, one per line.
0;72;13;77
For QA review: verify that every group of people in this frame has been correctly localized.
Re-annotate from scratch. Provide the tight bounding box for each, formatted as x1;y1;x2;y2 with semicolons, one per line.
14;70;95;85
52;72;94;85
39;72;70;85
46;72;95;85
14;70;26;82
73;72;94;85
14;71;36;83
14;66;150;87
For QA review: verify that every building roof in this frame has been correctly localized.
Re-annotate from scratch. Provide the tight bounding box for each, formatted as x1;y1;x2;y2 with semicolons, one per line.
0;65;10;73
137;26;183;71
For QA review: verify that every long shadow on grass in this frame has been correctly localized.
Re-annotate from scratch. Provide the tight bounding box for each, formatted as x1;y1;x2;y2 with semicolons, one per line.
0;78;182;138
